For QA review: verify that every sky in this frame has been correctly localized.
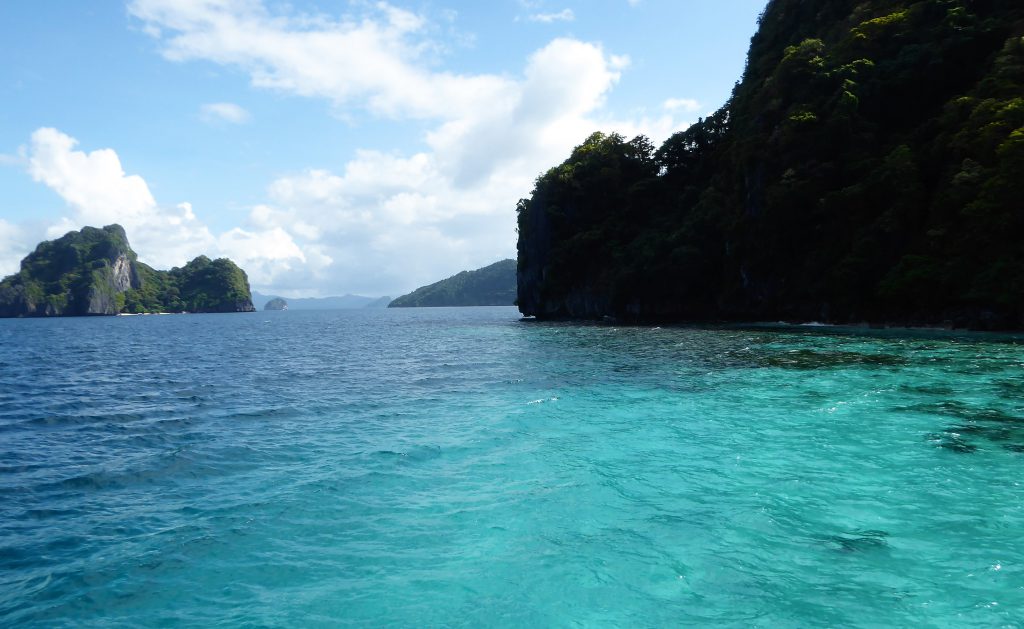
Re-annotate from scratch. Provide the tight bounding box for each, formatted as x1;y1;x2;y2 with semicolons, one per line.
0;0;767;298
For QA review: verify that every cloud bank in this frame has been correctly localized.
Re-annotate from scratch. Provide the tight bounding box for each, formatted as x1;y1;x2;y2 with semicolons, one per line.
0;2;699;298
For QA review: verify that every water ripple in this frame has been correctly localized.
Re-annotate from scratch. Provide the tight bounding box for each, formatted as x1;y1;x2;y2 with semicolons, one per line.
1;309;1023;626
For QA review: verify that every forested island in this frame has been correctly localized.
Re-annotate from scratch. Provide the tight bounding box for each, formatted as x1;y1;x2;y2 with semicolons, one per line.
517;0;1024;329
0;225;255;316
389;259;516;307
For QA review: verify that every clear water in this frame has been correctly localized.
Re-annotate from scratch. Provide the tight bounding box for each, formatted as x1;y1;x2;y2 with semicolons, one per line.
1;307;1023;627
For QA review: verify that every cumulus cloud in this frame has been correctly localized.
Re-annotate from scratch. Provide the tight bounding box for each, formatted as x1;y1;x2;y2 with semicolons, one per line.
114;0;698;296
13;128;309;289
200;102;251;124
25;128;216;270
128;0;512;121
663;97;701;113
0;219;28;278
529;9;575;23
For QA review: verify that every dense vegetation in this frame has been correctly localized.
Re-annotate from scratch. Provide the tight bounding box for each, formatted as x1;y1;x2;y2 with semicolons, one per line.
517;0;1024;328
264;297;288;311
123;255;255;314
0;224;255;316
0;225;136;316
389;259;516;307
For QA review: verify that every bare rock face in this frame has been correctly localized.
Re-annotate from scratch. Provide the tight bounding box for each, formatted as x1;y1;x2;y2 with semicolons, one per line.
111;253;139;293
84;253;143;315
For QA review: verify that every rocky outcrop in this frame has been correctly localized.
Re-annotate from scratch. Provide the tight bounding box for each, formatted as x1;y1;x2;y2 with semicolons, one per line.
516;1;1024;329
0;225;140;316
264;297;288;311
0;225;255;317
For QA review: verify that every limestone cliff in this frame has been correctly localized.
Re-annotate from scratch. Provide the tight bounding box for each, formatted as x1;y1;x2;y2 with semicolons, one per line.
0;225;256;317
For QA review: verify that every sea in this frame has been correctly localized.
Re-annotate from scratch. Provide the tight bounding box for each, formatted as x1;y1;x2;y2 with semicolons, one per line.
1;306;1022;627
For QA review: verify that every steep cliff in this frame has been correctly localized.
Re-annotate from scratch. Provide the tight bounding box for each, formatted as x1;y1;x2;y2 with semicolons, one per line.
0;225;140;316
0;225;256;317
517;0;1024;329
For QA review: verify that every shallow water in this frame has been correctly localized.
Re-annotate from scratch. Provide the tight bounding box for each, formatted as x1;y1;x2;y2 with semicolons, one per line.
1;307;1022;627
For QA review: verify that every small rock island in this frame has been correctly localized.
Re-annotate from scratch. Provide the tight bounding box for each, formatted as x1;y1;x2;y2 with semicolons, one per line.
0;224;256;317
264;297;288;311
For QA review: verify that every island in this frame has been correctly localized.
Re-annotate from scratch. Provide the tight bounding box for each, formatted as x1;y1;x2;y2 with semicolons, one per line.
389;259;516;307
264;297;288;311
251;292;391;310
0;224;256;316
516;0;1024;329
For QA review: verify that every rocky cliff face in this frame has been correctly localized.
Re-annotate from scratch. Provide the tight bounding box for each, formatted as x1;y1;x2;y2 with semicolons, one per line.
516;0;1024;329
0;225;255;317
85;253;142;315
0;225;141;316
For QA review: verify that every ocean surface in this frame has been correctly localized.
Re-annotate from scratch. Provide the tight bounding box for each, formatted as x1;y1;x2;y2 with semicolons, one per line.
1;307;1023;627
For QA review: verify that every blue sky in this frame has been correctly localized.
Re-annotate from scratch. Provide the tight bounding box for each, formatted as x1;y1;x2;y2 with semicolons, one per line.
0;0;766;297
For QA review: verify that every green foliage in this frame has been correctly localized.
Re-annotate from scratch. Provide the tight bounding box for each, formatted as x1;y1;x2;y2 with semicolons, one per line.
390;259;516;307
0;224;255;317
517;0;1024;328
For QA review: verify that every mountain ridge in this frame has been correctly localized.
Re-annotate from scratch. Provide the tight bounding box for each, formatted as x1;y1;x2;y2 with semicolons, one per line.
389;259;516;307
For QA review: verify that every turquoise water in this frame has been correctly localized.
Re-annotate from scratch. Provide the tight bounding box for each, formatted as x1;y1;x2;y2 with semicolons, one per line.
1;307;1023;627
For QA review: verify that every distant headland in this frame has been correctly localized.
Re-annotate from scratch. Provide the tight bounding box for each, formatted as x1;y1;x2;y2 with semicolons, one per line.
0;224;255;317
389;259;516;307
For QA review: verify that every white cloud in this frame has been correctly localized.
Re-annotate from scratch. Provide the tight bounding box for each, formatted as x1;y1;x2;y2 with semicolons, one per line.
28;127;157;226
129;0;513;121
0;153;24;167
217;226;313;287
0;219;28;278
529;9;575;23
114;0;697;297
200;102;251;124
17;127;314;287
663;97;701;113
25;128;216;270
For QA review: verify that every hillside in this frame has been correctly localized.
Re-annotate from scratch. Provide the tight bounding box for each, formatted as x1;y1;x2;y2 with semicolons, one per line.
389;259;516;307
517;0;1024;329
251;292;392;310
0;225;255;316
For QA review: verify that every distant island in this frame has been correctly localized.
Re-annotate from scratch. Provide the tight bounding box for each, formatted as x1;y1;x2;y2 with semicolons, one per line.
251;292;391;310
264;297;288;311
517;1;1024;329
389;259;515;307
0;224;255;317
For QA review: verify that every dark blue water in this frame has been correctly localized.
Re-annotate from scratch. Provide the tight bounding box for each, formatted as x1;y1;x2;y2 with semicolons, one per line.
2;308;1023;626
